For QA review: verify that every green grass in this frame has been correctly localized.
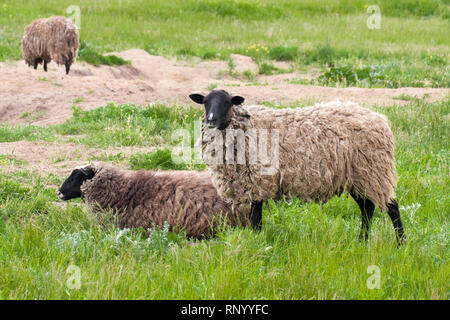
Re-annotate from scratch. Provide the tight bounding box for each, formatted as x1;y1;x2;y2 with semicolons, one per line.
129;148;206;171
393;93;417;101
0;155;27;167
317;61;449;88
0;0;448;87
258;61;279;75
78;40;130;66
268;45;299;61
0;103;204;147
0;98;448;299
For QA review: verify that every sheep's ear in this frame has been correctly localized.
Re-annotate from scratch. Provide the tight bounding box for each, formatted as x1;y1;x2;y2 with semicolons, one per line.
77;165;95;179
232;95;245;106
189;94;205;104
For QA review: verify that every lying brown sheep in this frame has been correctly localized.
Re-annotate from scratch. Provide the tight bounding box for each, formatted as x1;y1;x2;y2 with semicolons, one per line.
190;89;405;244
58;164;251;239
22;16;79;74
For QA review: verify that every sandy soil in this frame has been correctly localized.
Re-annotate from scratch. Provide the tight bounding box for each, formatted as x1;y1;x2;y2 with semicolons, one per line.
0;50;447;177
0;141;154;176
1;49;448;126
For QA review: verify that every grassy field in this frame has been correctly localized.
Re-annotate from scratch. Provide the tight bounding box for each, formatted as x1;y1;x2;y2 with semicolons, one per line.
0;98;448;299
0;0;449;299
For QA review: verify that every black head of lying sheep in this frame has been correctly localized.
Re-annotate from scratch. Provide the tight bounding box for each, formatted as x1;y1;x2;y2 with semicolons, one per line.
58;165;95;200
58;164;251;239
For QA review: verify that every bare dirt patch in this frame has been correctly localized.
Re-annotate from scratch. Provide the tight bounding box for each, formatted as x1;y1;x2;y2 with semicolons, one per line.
0;49;448;125
0;141;154;176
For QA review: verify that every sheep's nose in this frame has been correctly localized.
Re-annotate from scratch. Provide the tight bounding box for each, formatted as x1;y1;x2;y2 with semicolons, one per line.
57;191;64;199
207;113;217;128
207;113;217;121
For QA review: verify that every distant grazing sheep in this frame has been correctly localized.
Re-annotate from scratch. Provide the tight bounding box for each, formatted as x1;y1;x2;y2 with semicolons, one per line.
58;164;251;239
190;89;405;244
22;16;79;74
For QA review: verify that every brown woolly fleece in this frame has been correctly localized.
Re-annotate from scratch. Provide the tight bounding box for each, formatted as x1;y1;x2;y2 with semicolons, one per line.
22;16;79;71
80;164;250;239
202;101;398;212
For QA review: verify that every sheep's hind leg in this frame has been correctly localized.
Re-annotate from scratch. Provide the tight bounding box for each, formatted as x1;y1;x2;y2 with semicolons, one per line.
65;61;71;75
350;192;375;241
250;201;263;231
43;60;48;72
387;200;405;246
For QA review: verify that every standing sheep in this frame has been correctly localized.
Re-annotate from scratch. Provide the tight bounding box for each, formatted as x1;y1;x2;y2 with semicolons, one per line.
190;89;405;244
22;16;79;74
58;164;250;239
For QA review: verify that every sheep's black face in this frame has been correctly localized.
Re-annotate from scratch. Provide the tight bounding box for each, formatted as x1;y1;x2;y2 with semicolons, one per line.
58;167;95;201
190;90;245;130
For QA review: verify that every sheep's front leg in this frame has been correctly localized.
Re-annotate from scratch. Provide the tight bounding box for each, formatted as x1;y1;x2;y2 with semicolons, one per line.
250;201;263;231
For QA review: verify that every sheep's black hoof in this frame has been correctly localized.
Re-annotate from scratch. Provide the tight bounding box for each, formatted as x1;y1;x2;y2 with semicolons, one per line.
358;233;368;242
395;232;406;247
